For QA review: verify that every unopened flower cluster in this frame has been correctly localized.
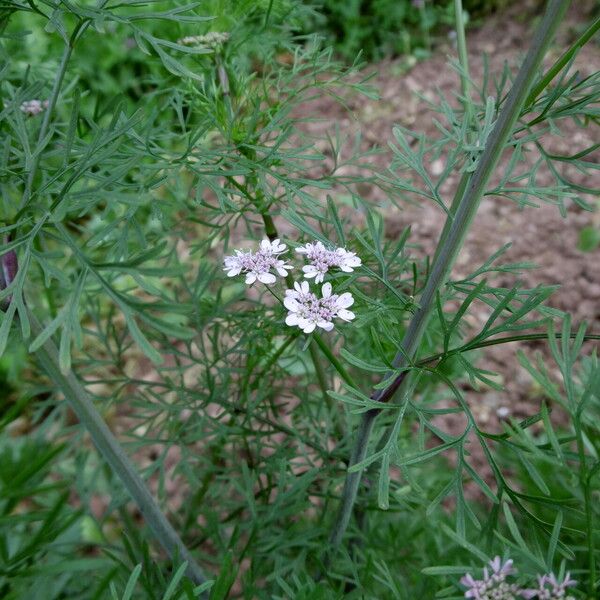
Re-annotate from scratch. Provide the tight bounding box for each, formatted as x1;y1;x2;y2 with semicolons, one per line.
20;99;49;116
223;238;361;333
178;32;230;49
460;556;576;600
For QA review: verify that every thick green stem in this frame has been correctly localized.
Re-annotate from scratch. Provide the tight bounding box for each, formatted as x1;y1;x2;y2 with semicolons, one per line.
431;169;470;266
326;0;571;552
29;313;209;590
328;409;377;548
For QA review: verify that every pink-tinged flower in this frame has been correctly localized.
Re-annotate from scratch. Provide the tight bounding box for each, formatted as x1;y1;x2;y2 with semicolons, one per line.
460;556;520;599
20;99;49;116
223;238;292;285
284;281;355;334
296;241;361;283
490;557;516;579
520;571;577;599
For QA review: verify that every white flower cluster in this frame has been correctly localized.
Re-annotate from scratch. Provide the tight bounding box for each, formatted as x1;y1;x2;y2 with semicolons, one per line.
284;281;355;334
223;238;361;333
178;32;230;48
223;238;292;285
20;99;49;116
296;241;361;283
461;557;520;600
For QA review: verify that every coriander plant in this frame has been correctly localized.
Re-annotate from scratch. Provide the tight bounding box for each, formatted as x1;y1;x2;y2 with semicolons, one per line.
1;0;599;598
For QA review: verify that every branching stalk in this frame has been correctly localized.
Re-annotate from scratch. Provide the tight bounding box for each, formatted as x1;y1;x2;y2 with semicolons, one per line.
327;0;571;551
29;312;209;590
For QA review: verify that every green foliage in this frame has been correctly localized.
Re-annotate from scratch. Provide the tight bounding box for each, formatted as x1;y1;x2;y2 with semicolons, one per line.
578;225;600;251
0;0;599;598
303;0;456;60
300;0;521;61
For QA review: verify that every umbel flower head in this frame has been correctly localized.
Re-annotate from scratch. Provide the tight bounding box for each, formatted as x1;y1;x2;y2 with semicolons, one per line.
296;241;361;284
284;281;355;333
223;238;293;285
460;556;520;599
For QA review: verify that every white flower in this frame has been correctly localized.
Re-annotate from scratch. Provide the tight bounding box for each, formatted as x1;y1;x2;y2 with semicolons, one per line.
20;99;49;116
296;240;361;283
223;238;292;285
284;281;355;334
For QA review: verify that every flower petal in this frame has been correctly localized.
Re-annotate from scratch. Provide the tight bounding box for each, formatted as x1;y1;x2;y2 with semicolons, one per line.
337;309;355;321
336;292;354;308
285;313;300;326
257;272;276;284
284;297;300;311
302;321;316;333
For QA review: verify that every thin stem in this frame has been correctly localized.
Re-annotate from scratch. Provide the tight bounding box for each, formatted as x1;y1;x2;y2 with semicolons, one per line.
19;43;73;210
326;0;571;552
574;407;596;595
29;312;209;590
312;333;359;390
309;341;330;406
18;2;109;213
258;213;333;404
231;125;336;419
454;0;471;115
422;331;600;366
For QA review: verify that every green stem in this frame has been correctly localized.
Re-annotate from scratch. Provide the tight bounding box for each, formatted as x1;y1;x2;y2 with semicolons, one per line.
234;140;336;417
422;331;600;366
309;341;330;406
19;43;73;211
431;169;470;266
312;333;359;390
454;0;471;114
17;3;107;214
328;408;377;548
29;312;209;590
574;412;596;595
258;213;333;404
326;0;571;552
